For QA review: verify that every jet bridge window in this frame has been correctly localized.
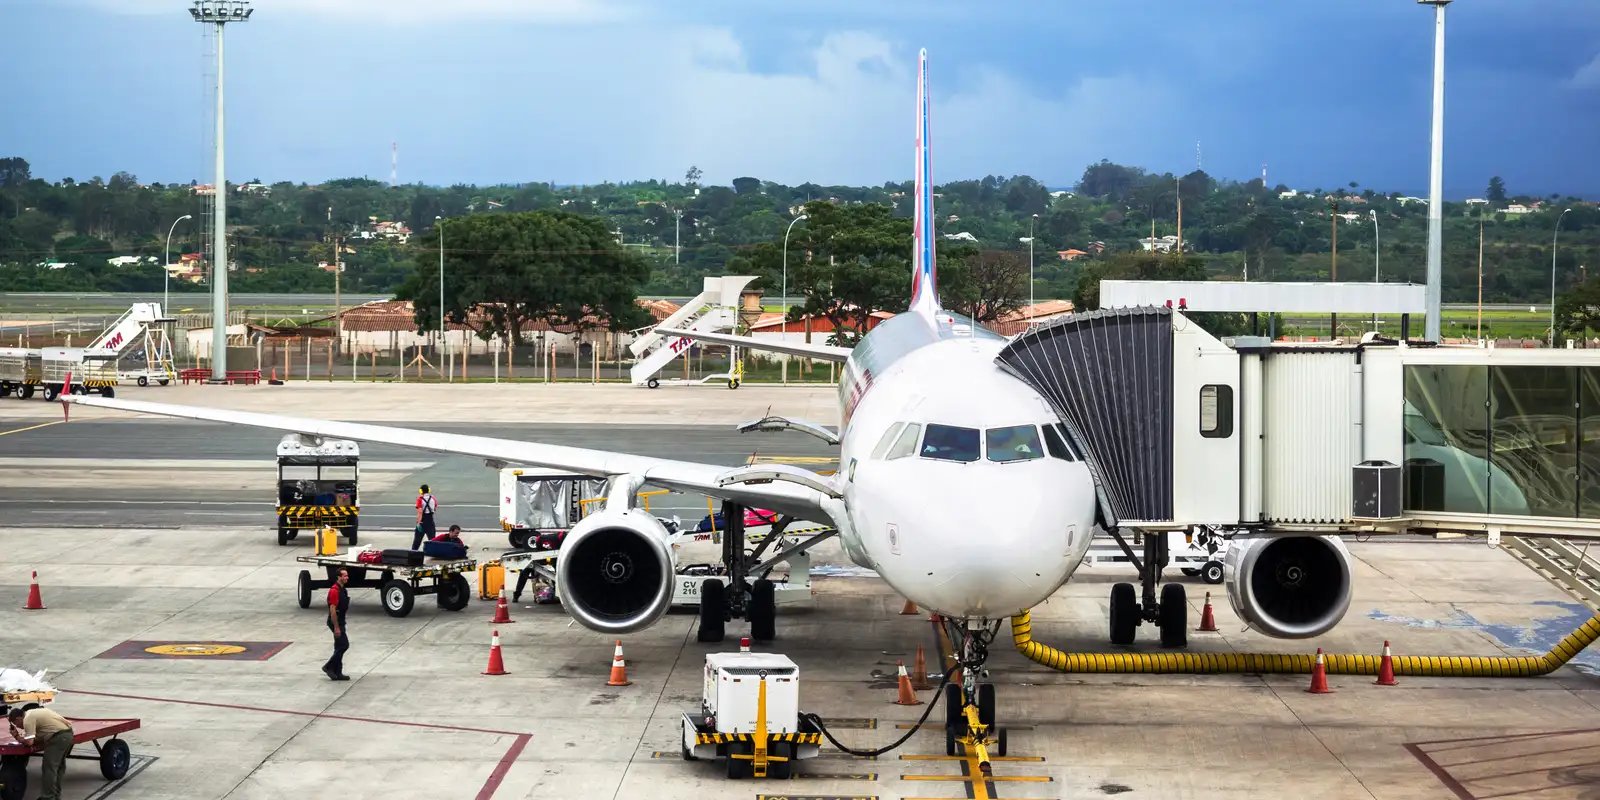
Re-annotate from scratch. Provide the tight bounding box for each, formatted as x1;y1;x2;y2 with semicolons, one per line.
920;424;980;463
1199;384;1234;439
986;425;1043;463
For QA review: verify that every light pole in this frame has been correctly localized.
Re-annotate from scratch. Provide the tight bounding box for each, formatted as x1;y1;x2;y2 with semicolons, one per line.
1028;214;1038;323
1370;209;1380;331
163;214;192;316
1419;0;1451;342
781;214;808;385
190;0;252;382
1551;207;1573;346
674;208;683;265
436;215;447;377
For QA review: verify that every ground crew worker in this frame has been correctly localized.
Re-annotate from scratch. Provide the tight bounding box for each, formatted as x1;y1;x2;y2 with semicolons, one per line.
323;568;351;681
412;484;438;549
8;705;73;800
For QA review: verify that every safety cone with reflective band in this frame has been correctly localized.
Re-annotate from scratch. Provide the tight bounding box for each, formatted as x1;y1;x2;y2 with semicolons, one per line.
1306;647;1331;694
606;640;631;686
739;636;751;653
910;644;932;691
892;660;923;705
22;571;44;610
482;630;509;675
1196;592;1218;632
489;587;514;624
900;598;918;615
1375;640;1398;686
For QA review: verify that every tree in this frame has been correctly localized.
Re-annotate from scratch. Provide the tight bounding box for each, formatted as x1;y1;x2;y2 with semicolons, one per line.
0;158;29;189
732;177;762;196
942;249;1028;324
1555;276;1600;340
1487;176;1508;205
776;200;911;345
399;210;651;346
1077;160;1144;202
684;166;703;187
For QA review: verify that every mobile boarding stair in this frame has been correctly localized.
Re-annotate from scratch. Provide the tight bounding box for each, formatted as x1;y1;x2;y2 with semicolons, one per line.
89;303;177;387
629;276;757;389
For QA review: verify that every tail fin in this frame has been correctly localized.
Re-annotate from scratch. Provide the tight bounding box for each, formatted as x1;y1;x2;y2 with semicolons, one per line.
909;48;941;322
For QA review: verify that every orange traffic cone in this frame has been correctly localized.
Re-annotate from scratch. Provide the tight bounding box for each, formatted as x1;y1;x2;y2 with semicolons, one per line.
22;571;44;610
892;660;923;705
606;640;631;686
1306;647;1331;694
489;587;514;624
900;598;919;615
910;645;932;691
482;630;509;675
1375;640;1398;686
1196;592;1218;632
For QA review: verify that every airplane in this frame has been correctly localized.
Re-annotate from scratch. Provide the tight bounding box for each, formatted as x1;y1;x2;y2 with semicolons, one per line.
57;50;1356;753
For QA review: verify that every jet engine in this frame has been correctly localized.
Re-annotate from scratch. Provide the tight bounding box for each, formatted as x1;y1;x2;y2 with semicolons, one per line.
555;508;676;635
1223;535;1353;639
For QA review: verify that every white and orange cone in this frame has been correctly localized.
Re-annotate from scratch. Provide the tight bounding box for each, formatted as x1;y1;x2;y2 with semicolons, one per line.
1375;640;1398;686
892;660;922;705
489;587;514;624
606;640;631;686
1196;592;1218;632
22;570;44;610
900;598;919;615
482;630;509;675
1306;647;1331;694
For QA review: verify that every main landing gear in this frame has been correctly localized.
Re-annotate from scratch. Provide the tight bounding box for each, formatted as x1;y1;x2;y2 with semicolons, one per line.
940;618;1009;773
696;501;783;645
1106;529;1188;649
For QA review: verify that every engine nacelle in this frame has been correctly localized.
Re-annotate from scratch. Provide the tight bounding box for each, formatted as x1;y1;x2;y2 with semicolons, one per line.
555;508;677;635
1223;535;1353;639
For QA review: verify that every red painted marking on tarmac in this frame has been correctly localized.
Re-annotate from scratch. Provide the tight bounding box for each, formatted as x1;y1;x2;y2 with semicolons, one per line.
475;733;532;800
65;688;527;737
1404;743;1476;800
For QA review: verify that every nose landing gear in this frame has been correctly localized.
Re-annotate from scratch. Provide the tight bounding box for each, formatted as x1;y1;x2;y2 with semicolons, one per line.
942;617;1009;771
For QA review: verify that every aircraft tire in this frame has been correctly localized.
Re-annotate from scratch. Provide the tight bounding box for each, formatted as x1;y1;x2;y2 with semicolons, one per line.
749;579;776;641
1159;582;1187;649
1109;582;1137;645
1202;560;1225;584
697;579;726;642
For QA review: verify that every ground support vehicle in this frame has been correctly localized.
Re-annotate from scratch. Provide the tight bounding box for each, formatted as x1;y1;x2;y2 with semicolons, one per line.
295;554;476;617
39;348;117;400
0;349;40;400
681;649;821;778
1081;528;1230;584
0;717;141;800
276;435;360;546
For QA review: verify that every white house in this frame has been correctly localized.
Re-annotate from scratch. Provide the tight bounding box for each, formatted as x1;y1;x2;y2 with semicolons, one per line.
1139;234;1181;253
1505;204;1535;215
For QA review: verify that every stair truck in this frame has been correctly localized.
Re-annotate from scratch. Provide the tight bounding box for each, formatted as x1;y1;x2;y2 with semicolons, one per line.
0;349;41;399
276;434;360;546
681;646;822;778
39;348;117;400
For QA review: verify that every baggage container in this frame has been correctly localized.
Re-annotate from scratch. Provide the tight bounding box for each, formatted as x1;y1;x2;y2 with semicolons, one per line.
477;562;505;600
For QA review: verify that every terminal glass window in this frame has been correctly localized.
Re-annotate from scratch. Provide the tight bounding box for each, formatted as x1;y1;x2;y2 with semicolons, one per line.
885;423;922;460
1403;365;1491;514
986;425;1044;463
1491;366;1577;517
920;424;980;463
1581;371;1600;518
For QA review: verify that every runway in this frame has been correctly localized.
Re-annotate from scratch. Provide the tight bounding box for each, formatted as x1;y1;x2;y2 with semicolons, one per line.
0;419;838;531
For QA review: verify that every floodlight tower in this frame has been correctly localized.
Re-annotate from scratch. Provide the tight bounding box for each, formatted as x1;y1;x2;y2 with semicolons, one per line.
190;0;252;381
1419;0;1450;342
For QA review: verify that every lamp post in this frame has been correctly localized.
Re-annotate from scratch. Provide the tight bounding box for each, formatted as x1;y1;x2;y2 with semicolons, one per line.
1370;209;1380;331
781;213;807;385
190;0;252;382
1419;0;1451;342
163;214;192;316
1551;207;1573;346
1028;213;1038;323
674;208;683;265
436;215;447;378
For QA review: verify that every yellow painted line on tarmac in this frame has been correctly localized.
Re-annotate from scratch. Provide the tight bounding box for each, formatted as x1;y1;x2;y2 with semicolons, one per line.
902;774;1052;783
899;754;1045;762
0;420;63;437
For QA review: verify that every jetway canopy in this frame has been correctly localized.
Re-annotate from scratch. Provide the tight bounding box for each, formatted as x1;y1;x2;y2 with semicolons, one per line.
998;307;1600;534
1100;281;1426;314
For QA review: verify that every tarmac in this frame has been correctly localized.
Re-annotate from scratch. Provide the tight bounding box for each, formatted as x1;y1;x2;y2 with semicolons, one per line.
2;382;1600;799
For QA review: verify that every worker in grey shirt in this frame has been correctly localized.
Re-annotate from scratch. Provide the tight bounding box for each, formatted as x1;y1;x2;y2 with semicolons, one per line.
8;705;74;800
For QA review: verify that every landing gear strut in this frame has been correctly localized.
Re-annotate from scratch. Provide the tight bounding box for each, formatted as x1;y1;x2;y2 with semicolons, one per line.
695;501;785;644
1106;529;1187;648
939;618;1009;770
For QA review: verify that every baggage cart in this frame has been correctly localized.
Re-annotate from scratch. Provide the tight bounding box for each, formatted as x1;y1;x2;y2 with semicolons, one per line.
0;349;40;400
38;348;117;400
276;435;360;546
0;717;141;800
295;554;476;618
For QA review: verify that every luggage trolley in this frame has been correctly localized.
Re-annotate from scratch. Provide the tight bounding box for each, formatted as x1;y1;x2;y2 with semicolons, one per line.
295;553;477;617
0;714;142;800
0;349;40;400
275;435;360;546
39;348;117;400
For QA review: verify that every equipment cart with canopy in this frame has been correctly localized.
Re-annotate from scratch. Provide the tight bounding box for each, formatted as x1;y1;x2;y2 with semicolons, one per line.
276;434;360;546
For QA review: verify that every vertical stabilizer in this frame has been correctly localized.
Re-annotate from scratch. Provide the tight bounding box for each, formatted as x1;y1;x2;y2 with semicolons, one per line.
909;48;941;322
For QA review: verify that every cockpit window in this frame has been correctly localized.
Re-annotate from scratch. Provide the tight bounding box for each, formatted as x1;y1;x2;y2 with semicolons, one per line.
920;424;980;463
1042;423;1076;461
986;425;1044;463
871;423;904;460
885;423;922;460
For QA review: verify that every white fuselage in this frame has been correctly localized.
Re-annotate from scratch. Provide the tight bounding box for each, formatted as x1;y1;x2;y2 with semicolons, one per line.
825;313;1098;620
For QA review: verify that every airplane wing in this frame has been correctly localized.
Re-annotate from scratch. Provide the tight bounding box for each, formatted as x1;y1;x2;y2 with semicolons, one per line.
59;395;840;521
659;328;852;363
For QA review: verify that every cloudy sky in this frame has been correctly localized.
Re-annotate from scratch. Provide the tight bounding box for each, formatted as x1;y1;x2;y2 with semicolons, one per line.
4;0;1598;197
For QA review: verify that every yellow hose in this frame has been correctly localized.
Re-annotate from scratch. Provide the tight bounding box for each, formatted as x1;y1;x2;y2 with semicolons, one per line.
1011;610;1600;678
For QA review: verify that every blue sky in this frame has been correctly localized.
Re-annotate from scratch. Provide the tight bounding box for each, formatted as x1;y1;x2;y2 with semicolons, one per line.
3;0;1597;198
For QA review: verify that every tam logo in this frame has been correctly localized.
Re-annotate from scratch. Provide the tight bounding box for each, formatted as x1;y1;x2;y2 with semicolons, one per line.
103;332;124;350
668;336;692;355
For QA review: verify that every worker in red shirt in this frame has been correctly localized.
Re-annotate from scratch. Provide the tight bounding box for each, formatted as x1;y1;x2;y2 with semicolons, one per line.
412;484;438;550
323;568;351;681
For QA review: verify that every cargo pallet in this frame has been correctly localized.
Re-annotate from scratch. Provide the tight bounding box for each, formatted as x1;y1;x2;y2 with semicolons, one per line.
295;554;476;618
